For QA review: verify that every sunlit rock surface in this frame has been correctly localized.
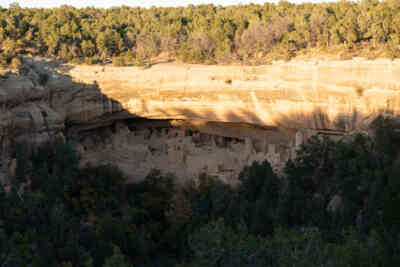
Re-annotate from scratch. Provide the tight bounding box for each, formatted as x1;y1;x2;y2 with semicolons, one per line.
1;58;400;183
69;58;400;132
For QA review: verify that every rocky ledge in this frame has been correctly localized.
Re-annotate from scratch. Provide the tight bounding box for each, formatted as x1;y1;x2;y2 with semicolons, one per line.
1;57;399;184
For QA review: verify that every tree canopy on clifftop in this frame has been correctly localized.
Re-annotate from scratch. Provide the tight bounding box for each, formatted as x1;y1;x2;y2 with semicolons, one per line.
0;1;400;65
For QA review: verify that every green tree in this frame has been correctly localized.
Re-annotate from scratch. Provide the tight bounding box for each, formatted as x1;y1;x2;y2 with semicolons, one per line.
103;246;133;267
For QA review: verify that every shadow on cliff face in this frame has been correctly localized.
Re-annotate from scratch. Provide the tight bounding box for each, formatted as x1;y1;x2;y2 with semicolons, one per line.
33;57;400;146
150;105;370;135
4;57;400;184
1;57;152;184
0;57;139;150
54;57;399;147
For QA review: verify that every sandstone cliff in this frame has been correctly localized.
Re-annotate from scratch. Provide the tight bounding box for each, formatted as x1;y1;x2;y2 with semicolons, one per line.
69;58;400;132
1;57;399;184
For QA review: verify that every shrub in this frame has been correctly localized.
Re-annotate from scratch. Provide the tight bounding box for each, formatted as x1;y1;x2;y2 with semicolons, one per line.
188;219;268;267
0;70;9;79
0;53;8;67
133;56;146;67
224;78;232;84
10;56;22;70
185;173;234;226
103;246;133;267
123;51;134;65
238;160;281;235
70;57;81;65
113;56;126;66
85;57;95;65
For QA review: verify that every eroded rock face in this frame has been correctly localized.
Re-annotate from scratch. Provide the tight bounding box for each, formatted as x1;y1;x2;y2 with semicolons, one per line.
69;58;400;133
1;58;400;184
0;61;123;184
0;62;122;146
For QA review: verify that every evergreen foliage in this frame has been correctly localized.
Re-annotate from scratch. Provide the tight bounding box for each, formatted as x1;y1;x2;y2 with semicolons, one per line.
2;116;400;266
1;1;400;66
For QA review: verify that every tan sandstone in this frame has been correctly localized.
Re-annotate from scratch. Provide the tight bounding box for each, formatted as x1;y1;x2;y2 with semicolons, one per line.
1;58;400;183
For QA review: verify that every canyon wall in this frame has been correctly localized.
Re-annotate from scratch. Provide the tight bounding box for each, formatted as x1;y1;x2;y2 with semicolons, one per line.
1;58;400;184
69;58;400;132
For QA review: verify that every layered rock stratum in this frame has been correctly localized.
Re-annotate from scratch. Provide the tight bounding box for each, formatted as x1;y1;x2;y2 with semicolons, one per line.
1;57;400;184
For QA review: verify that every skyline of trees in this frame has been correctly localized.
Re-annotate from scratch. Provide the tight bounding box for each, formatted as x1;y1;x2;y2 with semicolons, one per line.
0;1;400;66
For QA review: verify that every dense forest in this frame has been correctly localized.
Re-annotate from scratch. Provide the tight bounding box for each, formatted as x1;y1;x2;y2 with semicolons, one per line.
1;115;400;266
1;0;400;68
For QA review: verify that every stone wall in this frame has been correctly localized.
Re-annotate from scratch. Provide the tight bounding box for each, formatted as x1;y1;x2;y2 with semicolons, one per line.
76;119;296;184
